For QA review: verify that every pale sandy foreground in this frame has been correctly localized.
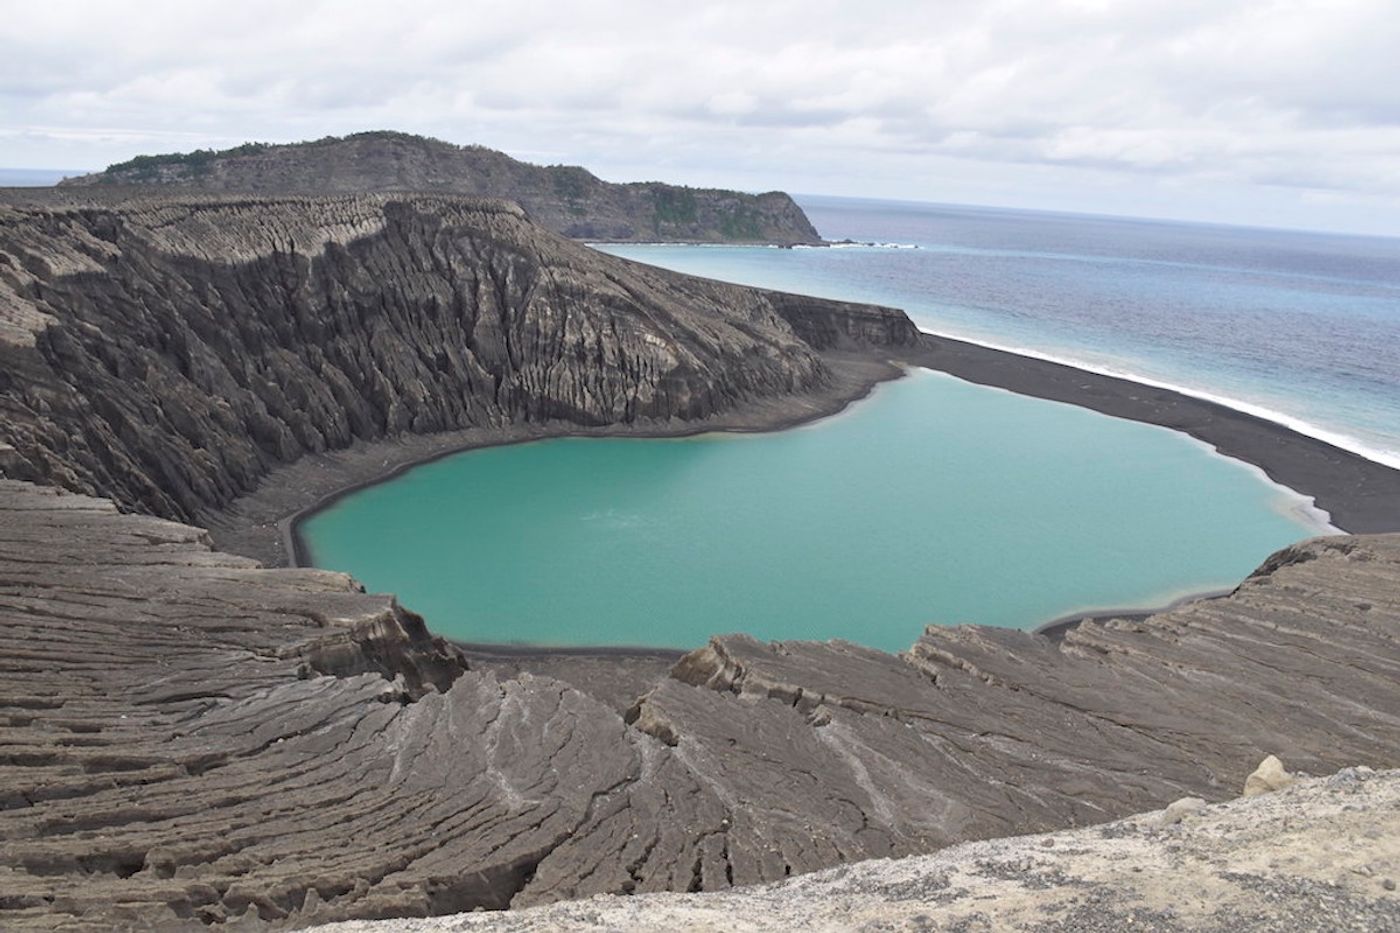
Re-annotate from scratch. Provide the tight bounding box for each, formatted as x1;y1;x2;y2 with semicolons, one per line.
316;768;1400;933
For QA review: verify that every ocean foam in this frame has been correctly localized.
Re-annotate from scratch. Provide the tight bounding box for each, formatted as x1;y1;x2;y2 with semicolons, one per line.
797;241;920;250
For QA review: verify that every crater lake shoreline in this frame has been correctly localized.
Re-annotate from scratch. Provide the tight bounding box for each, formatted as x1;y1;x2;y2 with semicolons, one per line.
201;325;1400;659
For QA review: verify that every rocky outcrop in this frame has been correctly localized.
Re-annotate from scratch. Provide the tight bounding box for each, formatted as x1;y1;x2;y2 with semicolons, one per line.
0;191;915;523
57;132;825;245
1244;754;1297;797
763;291;921;351
1;475;1397;929
313;767;1400;932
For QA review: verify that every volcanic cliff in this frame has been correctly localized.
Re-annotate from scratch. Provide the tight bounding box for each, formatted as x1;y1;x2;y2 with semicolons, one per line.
0;190;906;524
58;132;825;246
0;189;1397;931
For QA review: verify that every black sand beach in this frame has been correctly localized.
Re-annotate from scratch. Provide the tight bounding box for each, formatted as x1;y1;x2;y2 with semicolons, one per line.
907;333;1400;535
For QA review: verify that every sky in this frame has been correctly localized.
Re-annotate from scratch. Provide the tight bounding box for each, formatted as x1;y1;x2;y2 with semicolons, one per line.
3;0;1399;236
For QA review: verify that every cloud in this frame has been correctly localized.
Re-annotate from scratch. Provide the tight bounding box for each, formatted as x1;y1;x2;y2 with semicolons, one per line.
2;0;1398;233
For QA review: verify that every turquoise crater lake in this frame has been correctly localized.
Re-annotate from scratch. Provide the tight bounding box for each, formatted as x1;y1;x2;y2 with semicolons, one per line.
300;370;1331;653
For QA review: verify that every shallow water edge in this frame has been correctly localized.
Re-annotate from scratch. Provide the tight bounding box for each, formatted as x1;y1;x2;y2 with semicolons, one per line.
296;365;1331;650
207;330;1400;650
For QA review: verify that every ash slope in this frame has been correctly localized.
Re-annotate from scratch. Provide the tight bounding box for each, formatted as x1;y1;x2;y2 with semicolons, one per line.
1;478;1398;929
0;191;912;524
316;768;1400;933
57;132;823;245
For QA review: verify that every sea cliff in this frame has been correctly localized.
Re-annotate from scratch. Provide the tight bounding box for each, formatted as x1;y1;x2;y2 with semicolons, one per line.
57;132;825;246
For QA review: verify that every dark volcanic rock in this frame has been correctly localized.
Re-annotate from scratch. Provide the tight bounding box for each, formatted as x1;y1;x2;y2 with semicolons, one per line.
1;479;1397;930
57;131;824;245
0;191;915;523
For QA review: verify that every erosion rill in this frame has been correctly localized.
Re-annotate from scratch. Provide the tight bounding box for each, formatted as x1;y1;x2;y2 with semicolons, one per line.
1;190;1398;929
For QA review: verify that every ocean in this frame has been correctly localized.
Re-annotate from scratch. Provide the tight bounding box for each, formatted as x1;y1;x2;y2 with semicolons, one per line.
0;169;83;186
603;196;1400;469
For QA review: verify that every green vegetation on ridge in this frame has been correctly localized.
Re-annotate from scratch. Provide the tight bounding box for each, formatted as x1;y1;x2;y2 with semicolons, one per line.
75;130;823;245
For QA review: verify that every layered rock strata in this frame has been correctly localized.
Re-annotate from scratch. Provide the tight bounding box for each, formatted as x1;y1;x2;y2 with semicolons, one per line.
1;476;1397;929
313;767;1400;933
57;132;824;245
0;191;914;524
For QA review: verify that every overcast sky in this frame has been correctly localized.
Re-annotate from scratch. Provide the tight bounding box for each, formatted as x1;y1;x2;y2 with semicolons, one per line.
4;0;1399;235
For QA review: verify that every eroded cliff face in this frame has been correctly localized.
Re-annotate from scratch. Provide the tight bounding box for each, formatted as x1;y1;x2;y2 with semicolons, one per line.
57;132;825;245
0;192;914;523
